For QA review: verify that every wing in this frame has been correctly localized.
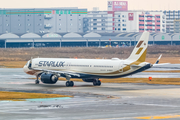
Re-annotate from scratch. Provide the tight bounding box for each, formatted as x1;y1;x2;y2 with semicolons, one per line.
33;68;80;77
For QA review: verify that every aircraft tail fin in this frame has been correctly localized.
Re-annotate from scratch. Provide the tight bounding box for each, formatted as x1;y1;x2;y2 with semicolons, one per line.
127;31;150;62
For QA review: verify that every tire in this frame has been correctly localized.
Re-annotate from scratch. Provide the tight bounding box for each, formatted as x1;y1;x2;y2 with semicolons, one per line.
70;81;74;87
93;80;97;86
97;80;101;86
66;81;70;87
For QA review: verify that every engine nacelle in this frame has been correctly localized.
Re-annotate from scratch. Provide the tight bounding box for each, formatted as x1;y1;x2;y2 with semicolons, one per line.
82;78;96;82
41;73;58;84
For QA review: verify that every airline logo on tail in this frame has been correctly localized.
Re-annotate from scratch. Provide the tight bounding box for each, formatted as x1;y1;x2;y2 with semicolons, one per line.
127;32;149;63
136;40;146;55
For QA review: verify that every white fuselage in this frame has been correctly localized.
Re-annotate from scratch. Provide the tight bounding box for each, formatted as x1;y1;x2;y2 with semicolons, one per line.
23;58;150;79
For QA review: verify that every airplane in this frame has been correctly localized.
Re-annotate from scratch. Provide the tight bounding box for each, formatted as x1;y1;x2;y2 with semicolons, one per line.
23;31;162;87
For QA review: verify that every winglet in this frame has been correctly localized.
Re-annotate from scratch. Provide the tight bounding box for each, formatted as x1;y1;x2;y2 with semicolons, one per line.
154;54;162;64
153;55;170;66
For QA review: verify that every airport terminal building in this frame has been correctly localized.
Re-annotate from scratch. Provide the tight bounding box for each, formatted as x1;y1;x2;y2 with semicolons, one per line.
0;32;180;48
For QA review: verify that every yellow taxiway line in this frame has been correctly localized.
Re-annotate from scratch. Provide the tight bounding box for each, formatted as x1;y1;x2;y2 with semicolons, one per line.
136;115;180;119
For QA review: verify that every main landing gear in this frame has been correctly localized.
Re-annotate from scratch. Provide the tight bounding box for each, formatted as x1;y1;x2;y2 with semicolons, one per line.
93;79;101;86
66;81;74;87
35;75;40;84
65;76;74;87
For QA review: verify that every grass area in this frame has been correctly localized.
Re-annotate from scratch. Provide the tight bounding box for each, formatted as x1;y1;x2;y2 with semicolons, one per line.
0;91;72;101
58;78;180;85
0;61;27;68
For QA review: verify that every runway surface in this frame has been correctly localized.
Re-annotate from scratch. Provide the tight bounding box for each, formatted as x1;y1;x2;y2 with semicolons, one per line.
0;68;180;120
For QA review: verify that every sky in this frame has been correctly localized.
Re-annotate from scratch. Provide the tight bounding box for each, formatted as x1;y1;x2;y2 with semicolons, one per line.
0;0;180;11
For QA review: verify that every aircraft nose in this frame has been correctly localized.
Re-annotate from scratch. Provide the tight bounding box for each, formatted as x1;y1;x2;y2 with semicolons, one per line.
23;65;28;73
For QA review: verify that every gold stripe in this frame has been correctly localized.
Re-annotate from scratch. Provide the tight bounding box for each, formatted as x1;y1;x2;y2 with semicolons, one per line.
136;48;143;55
123;66;131;72
136;41;143;48
138;49;147;62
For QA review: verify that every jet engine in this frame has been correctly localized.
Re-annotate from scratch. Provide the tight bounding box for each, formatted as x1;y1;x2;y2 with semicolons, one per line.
41;73;58;84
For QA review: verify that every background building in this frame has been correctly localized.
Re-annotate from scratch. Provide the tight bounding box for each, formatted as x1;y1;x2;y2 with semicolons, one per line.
0;8;87;34
164;10;180;33
137;11;166;33
84;11;166;33
174;19;180;33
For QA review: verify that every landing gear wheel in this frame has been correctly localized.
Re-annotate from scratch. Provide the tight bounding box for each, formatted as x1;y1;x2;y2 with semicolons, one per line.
97;80;101;86
66;81;70;87
93;80;97;86
66;81;74;87
35;80;39;84
70;81;74;87
93;80;101;86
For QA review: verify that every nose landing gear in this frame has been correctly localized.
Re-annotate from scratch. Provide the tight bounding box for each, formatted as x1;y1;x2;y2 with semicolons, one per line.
35;75;40;84
35;79;40;84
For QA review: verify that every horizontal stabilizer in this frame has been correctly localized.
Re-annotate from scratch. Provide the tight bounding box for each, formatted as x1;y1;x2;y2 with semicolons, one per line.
124;64;141;69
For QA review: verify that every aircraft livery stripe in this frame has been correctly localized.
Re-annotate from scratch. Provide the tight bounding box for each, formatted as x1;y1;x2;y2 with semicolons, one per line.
136;47;143;55
136;41;143;48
